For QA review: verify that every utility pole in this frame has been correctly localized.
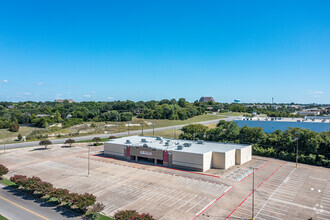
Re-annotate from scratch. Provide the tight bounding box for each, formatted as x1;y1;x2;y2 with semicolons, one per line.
127;121;130;135
116;116;119;133
152;123;155;136
3;143;5;156
252;168;256;220
141;124;144;135
88;145;90;177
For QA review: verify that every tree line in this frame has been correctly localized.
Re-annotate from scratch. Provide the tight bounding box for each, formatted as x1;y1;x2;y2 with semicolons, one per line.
179;121;330;167
0;98;209;130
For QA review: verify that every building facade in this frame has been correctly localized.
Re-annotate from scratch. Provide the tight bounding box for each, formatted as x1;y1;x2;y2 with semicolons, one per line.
104;136;252;172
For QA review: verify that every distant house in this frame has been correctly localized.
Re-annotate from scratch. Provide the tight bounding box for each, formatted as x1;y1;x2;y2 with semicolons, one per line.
36;114;49;118
55;99;74;103
66;114;73;118
199;97;215;103
7;105;15;109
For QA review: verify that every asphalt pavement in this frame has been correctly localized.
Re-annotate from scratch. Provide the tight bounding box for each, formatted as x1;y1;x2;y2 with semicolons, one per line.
0;116;237;150
0;184;83;220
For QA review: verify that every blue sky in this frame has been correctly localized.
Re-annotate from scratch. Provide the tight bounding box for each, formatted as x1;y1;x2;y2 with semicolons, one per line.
0;0;329;103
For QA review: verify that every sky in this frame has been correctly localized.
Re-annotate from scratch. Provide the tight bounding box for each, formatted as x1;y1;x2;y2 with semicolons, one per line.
0;0;329;104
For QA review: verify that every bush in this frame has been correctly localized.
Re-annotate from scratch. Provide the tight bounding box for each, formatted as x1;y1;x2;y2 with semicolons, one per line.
0;164;9;178
9;174;97;214
109;136;117;139
17;134;23;141
114;210;155;220
9;121;19;132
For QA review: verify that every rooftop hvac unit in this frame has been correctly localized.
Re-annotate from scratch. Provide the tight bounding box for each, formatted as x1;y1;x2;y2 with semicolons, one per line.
177;146;183;150
156;137;162;140
125;140;131;144
183;143;191;147
141;138;147;143
175;142;179;145
197;140;204;144
165;142;170;146
143;144;148;147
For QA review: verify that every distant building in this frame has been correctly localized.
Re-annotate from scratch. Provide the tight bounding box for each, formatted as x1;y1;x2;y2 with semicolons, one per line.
199;97;215;103
7;105;15;109
55;99;74;103
36;114;49;118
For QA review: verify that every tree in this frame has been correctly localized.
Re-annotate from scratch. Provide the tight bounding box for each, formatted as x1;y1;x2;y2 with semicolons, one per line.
9;121;19;132
92;137;101;146
180;124;208;140
65;139;75;147
39;140;52;149
0;164;9;179
17;134;23;141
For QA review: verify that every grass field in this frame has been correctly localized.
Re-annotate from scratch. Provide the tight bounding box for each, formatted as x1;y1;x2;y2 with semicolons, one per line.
0;114;224;144
217;112;249;116
0;126;44;144
0;178;16;187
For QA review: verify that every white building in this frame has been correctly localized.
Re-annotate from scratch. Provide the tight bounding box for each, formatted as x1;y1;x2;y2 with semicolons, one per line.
104;135;252;172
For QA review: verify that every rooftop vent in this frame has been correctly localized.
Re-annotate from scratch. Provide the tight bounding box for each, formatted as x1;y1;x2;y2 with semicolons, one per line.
175;142;179;145
141;138;147;143
156;137;162;140
125;140;131;144
177;146;183;150
165;142;170;146
166;140;170;143
143;144;148;147
197;140;204;144
183;143;191;147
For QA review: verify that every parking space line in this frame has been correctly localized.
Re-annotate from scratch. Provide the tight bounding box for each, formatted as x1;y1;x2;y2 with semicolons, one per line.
186;197;207;212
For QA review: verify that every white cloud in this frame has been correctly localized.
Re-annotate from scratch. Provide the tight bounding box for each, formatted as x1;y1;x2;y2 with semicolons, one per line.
24;93;32;95
310;91;324;94
0;80;8;83
91;91;96;94
107;97;114;100
34;82;44;85
84;94;91;98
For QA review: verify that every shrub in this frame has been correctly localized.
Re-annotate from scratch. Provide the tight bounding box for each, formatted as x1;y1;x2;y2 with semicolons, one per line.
17;134;23;141
114;210;155;220
9;121;19;132
109;136;117;139
0;164;9;178
91;202;105;213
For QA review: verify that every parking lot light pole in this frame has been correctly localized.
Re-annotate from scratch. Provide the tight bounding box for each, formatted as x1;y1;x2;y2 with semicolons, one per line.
88;145;90;177
252;167;256;220
3;144;5;155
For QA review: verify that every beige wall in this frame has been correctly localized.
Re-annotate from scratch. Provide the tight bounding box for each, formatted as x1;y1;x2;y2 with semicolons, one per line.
211;152;226;169
225;149;236;169
171;151;204;171
104;143;125;157
235;145;252;165
211;149;235;169
203;151;213;172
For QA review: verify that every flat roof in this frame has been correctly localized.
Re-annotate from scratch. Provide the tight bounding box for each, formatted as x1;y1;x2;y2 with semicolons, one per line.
106;135;251;154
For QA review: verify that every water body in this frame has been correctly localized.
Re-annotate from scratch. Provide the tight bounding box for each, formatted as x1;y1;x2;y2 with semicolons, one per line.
233;120;330;133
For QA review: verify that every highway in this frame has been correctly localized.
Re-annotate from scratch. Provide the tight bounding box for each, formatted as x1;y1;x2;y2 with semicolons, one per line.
0;184;82;220
0;116;237;150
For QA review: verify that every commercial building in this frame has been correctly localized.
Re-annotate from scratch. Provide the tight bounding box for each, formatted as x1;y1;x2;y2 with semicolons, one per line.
104;135;252;172
199;97;215;103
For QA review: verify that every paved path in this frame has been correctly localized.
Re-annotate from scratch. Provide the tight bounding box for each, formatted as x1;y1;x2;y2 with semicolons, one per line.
0;184;82;220
0;116;238;150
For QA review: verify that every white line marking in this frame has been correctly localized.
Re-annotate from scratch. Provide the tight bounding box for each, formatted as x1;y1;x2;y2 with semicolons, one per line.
186;197;206;212
195;199;216;216
255;167;296;218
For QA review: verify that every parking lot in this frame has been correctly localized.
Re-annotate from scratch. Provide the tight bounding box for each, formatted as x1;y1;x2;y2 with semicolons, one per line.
1;144;329;220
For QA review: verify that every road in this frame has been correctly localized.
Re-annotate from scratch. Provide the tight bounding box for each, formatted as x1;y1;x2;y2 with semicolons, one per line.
0;184;82;220
0;116;238;150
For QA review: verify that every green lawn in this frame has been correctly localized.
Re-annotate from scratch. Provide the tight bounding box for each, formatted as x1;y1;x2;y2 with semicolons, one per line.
95;214;114;220
76;138;109;143
0;126;44;144
0;178;16;187
0;215;8;220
